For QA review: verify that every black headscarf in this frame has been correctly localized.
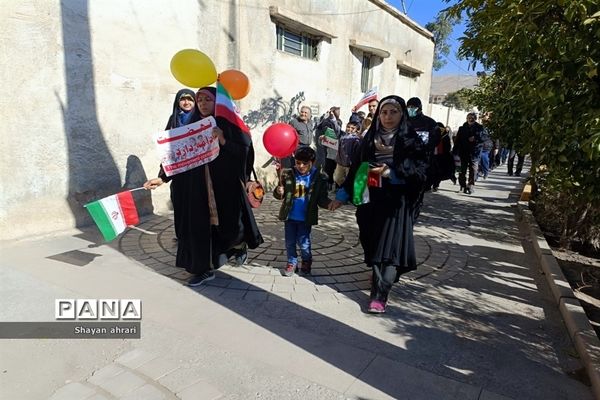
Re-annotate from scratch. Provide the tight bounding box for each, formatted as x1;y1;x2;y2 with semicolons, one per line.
166;88;201;130
342;94;427;197
358;95;410;162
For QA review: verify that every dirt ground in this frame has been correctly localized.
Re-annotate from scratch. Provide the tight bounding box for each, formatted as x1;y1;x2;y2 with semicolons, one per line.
549;243;600;339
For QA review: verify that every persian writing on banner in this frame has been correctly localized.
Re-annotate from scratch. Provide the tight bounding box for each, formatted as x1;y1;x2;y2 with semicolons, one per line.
155;117;220;177
320;127;339;150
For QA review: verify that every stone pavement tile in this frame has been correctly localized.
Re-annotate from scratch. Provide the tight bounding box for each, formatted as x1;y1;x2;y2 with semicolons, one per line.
157;367;206;394
294;275;316;285
157;255;175;263
315;284;337;293
177;380;222;400
207;278;231;288
225;280;251;290
251;274;275;284
273;276;294;284
433;271;457;281
312;292;338;302
116;349;159;369
334;282;359;292
413;277;439;286
171;271;191;280
479;390;515;400
96;370;146;397
136;356;181;380
86;394;110;400
192;286;225;297
346;355;481;400
247;282;273;292
155;266;181;276
219;289;246;300
333;275;356;283
291;292;317;303
220;269;253;281
271;291;292;301
243;291;269;302
293;283;317;293
262;249;281;255
120;383;172;400
314;276;336;284
48;382;96;400
88;363;127;386
248;266;273;275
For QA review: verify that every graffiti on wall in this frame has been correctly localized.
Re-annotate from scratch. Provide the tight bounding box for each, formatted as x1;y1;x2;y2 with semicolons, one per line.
243;91;306;129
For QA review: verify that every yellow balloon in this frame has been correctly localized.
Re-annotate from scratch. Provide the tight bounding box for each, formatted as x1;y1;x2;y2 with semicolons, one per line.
170;49;217;88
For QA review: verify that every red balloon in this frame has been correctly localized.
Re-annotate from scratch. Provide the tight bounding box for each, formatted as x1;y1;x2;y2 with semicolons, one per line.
262;123;298;158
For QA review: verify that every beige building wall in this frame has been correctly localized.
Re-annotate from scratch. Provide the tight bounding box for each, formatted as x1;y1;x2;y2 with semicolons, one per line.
0;0;434;240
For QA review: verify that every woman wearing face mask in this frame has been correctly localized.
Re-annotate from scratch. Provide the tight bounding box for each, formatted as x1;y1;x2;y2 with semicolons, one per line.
331;95;428;313
145;87;263;287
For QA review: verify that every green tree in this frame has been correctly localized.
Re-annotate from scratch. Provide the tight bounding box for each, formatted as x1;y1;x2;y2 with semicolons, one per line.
425;12;460;71
446;0;600;248
442;88;474;110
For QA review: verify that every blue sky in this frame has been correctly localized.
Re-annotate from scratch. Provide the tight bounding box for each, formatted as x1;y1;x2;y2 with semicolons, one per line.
387;0;475;76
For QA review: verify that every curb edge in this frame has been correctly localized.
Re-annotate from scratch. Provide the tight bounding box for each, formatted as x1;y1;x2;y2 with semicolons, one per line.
516;201;600;400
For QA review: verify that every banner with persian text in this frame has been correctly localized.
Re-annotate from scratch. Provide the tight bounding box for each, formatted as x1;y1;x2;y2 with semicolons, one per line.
155;117;220;177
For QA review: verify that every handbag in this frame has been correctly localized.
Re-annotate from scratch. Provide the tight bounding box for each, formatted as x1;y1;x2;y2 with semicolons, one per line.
245;168;264;208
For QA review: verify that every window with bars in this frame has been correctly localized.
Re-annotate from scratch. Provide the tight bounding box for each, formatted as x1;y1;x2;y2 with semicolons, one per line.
361;54;372;93
276;25;318;60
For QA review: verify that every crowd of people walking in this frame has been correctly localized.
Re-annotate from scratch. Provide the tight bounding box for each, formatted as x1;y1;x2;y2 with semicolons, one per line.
144;88;525;314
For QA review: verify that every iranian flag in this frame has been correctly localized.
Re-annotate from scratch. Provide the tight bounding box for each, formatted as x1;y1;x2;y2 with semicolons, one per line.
352;162;383;205
353;162;371;205
215;81;250;136
353;86;378;110
85;191;140;241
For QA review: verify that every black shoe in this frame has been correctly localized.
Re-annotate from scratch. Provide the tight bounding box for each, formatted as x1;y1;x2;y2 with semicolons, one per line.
507;172;513;176
187;271;215;287
234;243;248;266
235;250;248;266
464;187;472;195
300;260;312;275
515;172;521;177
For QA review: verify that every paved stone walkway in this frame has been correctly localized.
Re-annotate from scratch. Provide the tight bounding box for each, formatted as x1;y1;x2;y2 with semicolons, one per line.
4;165;588;400
119;192;469;302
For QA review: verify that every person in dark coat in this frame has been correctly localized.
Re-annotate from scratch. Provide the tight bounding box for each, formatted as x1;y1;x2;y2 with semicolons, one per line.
430;122;456;190
406;97;440;216
453;112;484;194
144;87;263;286
331;95;428;314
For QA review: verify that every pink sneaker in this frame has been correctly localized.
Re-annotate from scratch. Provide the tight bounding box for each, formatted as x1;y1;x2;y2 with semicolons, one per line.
367;300;386;314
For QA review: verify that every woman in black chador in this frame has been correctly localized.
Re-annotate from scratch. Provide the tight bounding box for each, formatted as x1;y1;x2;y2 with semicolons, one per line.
144;87;263;286
333;95;428;313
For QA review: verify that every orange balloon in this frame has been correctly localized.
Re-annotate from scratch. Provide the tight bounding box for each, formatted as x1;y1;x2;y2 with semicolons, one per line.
219;69;250;100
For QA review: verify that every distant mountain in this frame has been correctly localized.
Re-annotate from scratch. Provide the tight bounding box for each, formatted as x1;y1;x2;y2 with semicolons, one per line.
430;74;480;105
431;74;479;95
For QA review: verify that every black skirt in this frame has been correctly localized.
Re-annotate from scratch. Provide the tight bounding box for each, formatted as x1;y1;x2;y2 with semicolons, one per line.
355;183;417;281
169;165;213;274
